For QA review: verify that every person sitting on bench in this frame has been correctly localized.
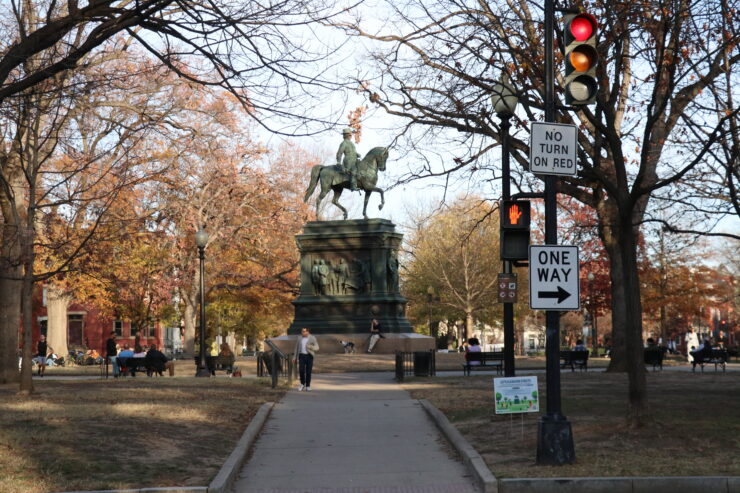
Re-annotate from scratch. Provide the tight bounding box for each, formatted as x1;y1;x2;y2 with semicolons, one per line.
465;338;482;366
690;339;712;369
145;344;174;376
217;343;236;374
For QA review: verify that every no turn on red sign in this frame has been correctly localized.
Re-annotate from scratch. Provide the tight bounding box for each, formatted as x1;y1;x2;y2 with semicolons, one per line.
529;122;578;177
529;245;580;311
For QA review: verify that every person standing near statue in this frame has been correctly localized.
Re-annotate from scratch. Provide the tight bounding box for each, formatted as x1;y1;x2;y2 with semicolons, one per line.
294;327;319;391
336;128;359;191
367;319;385;353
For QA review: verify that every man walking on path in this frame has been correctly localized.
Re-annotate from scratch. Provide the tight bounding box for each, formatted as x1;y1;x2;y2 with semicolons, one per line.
294;327;319;391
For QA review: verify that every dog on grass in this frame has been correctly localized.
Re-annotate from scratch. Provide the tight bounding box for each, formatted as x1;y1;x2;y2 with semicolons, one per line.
339;340;355;354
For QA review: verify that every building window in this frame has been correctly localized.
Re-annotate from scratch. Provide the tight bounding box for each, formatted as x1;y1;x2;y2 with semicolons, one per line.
528;336;536;350
113;320;123;337
68;314;85;347
130;322;138;338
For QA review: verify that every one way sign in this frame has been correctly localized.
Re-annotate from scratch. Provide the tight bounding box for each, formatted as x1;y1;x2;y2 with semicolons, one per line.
529;245;580;311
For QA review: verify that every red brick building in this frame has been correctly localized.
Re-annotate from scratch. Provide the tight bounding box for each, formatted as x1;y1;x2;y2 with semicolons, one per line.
30;285;162;358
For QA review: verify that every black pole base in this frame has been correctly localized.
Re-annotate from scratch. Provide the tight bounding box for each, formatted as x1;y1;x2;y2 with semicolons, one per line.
536;414;575;465
195;367;211;378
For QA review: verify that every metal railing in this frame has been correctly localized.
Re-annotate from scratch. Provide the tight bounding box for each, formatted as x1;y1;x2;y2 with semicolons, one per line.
395;350;436;382
257;339;295;388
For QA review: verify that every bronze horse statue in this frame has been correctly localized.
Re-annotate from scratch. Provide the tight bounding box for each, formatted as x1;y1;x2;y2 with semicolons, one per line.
303;147;388;220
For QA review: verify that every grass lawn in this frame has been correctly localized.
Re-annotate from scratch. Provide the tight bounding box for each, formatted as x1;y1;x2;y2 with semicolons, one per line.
0;377;285;493
39;351;690;377
312;352;618;372
403;371;740;478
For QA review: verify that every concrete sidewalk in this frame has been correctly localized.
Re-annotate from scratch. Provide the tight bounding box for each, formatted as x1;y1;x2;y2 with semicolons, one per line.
232;372;479;493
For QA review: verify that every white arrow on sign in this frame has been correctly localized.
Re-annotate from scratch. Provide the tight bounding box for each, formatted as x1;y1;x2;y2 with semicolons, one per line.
529;245;580;311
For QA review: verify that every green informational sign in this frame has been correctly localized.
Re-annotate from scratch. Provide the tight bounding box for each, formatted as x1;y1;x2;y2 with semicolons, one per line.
493;376;539;414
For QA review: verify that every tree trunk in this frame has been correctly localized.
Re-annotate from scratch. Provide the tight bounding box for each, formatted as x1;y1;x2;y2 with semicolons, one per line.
183;297;196;355
465;311;474;343
19;237;34;394
46;286;70;359
604;239;628;372
620;214;648;426
0;224;21;384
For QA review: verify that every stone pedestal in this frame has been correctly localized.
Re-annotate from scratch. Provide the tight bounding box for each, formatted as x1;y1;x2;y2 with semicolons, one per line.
288;219;413;335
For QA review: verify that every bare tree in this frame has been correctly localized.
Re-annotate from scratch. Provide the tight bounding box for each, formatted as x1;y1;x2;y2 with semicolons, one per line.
345;0;740;425
0;0;353;130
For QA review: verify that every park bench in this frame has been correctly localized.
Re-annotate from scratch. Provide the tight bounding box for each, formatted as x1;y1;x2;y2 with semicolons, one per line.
194;355;235;375
559;350;589;372
117;357;151;377
644;348;664;371
691;348;728;373
462;351;503;376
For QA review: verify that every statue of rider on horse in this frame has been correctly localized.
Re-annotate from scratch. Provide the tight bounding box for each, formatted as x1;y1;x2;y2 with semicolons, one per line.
303;128;389;220
336;128;359;191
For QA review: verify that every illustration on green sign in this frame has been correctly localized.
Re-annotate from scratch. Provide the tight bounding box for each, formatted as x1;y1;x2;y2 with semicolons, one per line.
493;376;540;414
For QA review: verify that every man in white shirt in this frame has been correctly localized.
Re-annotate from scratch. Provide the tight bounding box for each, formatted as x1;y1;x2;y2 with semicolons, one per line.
293;328;319;391
685;328;699;363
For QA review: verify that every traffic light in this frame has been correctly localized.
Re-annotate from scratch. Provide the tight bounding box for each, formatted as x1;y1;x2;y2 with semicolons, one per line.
500;200;531;261
563;12;598;105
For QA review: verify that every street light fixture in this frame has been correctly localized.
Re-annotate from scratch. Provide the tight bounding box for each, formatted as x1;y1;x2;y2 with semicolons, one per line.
492;73;519;377
195;227;211;377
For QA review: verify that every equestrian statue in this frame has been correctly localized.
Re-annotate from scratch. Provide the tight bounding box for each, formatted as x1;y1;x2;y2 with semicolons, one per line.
303;128;389;220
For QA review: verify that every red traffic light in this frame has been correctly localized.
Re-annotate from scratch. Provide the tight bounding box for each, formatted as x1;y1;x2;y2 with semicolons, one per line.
562;12;599;105
569;14;597;42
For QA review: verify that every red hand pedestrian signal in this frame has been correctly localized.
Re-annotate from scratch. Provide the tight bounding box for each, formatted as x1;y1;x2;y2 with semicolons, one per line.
500;200;530;261
509;204;523;225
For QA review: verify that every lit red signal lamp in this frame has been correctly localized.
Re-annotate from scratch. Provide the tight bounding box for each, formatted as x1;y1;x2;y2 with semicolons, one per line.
568;14;596;42
501;200;531;230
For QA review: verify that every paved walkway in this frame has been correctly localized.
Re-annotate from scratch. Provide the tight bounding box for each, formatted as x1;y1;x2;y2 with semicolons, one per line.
232;372;479;493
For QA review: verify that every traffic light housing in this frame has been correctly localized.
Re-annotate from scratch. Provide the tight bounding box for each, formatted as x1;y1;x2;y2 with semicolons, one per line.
500;200;531;261
563;12;598;105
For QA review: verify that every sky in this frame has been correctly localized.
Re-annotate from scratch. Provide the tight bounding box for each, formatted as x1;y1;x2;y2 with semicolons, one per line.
254;2;739;250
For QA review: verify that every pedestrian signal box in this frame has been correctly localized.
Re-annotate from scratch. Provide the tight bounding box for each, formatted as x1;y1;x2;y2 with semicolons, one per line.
500;200;531;261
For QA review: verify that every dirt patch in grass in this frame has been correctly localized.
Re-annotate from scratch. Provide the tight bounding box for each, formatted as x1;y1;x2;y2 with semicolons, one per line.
0;378;285;493
404;371;740;478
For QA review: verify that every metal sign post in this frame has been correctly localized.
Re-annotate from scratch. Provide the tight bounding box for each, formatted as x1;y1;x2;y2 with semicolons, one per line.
536;0;576;466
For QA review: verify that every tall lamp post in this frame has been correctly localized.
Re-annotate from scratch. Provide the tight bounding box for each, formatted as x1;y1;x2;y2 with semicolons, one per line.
588;272;597;353
492;73;519;377
195;227;211;377
427;286;440;347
